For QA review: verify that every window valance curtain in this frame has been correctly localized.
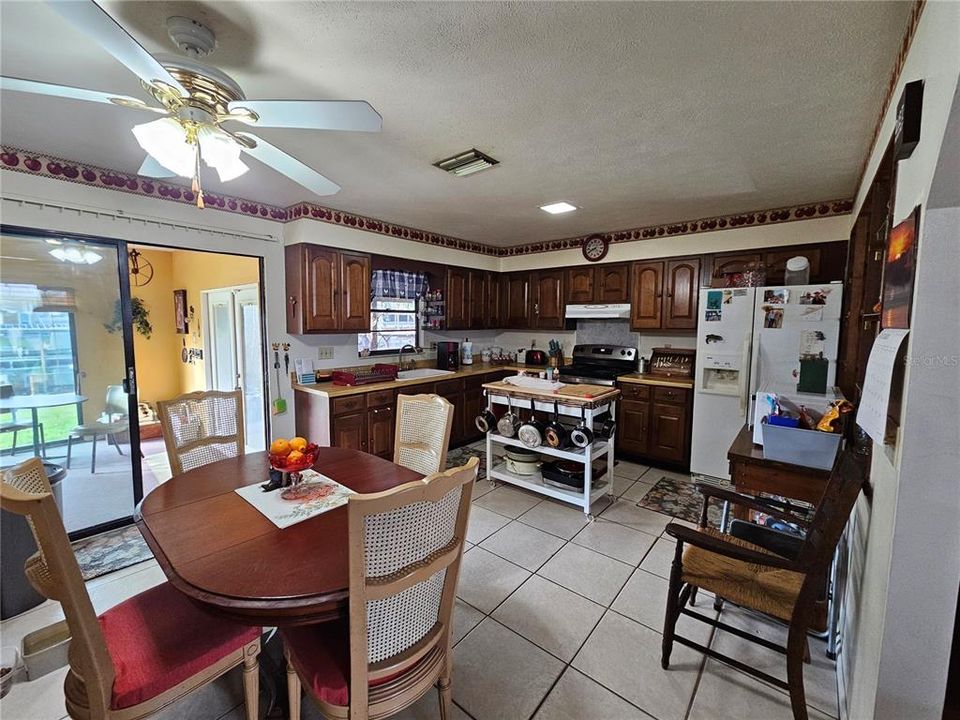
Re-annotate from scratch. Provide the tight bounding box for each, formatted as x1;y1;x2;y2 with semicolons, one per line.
370;270;427;300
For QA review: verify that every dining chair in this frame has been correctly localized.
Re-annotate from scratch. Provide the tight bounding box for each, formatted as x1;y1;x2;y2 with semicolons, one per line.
0;457;262;720
282;456;479;720
660;450;868;720
66;385;129;473
155;389;244;476
1;383;46;456
392;394;454;475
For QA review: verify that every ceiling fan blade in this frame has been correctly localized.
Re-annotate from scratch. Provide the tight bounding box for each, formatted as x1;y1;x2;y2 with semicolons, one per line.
0;76;165;112
235;132;341;196
226;100;382;132
137;155;177;178
46;0;188;97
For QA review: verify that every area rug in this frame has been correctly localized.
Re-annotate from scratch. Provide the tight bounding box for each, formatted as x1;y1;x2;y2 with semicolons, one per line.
637;474;724;527
72;525;153;581
445;445;487;478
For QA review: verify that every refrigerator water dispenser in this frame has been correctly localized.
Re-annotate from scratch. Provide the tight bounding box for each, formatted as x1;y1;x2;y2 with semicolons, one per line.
698;353;742;395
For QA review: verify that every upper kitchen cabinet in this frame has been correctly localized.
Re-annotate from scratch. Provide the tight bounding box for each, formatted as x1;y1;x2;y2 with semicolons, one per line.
530;270;565;329
630;257;700;331
663;257;700;329
446;268;469;330
468;271;487;329
340;252;372;331
565;264;629;304
286;244;371;334
703;241;847;287
504;273;530;328
630;261;663;329
485;272;505;328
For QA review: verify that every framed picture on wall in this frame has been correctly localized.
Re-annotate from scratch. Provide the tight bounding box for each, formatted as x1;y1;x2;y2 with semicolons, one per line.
174;289;188;334
881;205;920;330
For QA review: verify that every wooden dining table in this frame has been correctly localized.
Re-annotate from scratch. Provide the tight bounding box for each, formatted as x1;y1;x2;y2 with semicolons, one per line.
137;448;422;627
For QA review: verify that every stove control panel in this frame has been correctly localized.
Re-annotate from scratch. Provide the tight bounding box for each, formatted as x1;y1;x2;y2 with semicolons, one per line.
571;344;638;362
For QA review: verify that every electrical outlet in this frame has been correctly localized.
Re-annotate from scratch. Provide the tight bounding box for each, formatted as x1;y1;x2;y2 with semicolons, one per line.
429;342;437;351
317;346;335;360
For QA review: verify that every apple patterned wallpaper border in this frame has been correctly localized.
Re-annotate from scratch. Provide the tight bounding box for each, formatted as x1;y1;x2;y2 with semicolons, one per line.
1;145;852;258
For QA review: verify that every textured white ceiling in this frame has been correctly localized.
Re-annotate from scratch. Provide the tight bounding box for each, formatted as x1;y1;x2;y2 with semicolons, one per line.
0;1;912;246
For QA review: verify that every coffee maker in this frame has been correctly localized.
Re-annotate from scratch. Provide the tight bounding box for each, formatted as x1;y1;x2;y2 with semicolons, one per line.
436;341;460;371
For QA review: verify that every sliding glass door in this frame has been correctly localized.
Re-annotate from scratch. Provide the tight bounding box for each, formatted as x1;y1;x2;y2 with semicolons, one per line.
0;228;142;537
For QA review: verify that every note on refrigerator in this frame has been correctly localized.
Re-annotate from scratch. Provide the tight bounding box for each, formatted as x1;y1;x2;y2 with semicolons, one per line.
857;329;910;445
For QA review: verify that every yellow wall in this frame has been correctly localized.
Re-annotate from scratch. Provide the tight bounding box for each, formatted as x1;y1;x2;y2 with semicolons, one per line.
129;249;179;404
130;246;260;400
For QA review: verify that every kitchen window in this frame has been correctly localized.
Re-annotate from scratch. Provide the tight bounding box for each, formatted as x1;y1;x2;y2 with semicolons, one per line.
358;270;427;356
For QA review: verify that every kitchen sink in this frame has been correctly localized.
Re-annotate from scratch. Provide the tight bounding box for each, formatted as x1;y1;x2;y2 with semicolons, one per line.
396;368;456;380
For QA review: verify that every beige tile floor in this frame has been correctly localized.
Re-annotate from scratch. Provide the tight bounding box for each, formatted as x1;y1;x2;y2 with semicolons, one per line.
0;453;839;720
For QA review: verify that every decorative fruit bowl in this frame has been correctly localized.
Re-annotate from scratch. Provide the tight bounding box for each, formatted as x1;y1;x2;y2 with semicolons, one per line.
262;437;320;497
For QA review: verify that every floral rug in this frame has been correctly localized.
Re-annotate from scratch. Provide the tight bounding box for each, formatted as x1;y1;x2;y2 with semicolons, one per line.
637;473;724;527
445;444;487;478
72;525;153;581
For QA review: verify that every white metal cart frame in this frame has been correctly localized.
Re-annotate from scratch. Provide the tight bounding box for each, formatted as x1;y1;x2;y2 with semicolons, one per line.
482;384;619;519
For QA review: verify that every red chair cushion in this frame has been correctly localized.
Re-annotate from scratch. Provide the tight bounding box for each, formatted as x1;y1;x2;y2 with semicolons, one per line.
99;582;260;709
281;620;400;707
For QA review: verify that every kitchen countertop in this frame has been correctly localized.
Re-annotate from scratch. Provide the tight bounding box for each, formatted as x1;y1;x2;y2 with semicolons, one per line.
616;373;694;389
292;363;554;398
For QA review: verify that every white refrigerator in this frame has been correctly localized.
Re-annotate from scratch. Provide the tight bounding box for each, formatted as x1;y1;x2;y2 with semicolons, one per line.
689;283;844;481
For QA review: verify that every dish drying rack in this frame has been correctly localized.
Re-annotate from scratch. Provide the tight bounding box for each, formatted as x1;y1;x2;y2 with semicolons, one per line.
332;364;399;386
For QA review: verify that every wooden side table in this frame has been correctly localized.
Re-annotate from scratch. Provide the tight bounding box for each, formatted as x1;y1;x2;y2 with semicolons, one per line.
726;424;831;519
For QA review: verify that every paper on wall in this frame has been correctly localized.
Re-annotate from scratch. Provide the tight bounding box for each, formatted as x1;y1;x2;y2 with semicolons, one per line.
857;329;910;445
800;307;824;322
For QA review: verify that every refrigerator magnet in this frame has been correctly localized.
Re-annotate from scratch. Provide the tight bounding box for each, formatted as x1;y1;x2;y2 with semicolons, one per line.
706;290;723;310
762;306;784;329
705;310;722;322
763;288;789;304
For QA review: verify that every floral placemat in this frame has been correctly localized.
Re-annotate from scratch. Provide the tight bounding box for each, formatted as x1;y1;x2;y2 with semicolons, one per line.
235;469;355;529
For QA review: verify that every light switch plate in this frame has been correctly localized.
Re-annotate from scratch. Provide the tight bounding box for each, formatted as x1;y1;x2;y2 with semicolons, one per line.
317;346;335;360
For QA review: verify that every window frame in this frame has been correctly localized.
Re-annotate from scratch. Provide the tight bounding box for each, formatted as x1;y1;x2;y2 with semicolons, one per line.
358;296;420;357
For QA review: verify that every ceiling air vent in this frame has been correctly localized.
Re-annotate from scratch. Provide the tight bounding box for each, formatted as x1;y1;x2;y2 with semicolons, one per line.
433;148;499;177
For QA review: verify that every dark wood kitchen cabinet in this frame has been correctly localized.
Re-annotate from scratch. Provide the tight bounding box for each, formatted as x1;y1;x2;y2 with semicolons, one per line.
446;268;469;330
367;404;395;458
331;411;365;452
504;273;530;327
616;382;692;469
531;270;565;329
566;264;629;304
630;262;663;330
630;258;700;331
286;244;371;334
468;271;487;329
663;258;700;329
486;272;505;328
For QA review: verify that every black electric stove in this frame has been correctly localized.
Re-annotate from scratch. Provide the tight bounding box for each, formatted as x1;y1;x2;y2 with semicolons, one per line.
558;344;638;386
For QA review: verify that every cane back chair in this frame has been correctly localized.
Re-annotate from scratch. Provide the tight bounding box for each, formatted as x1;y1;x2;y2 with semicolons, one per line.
661;450;868;720
282;456;479;719
392;394;454;476
156;389;244;476
0;457;261;720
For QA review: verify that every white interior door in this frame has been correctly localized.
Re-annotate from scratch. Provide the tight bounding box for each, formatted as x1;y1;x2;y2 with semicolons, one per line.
205;286;265;451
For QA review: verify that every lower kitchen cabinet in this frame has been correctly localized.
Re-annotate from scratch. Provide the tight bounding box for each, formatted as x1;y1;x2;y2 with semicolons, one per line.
331;412;365;453
616;382;692;469
367;404;395;458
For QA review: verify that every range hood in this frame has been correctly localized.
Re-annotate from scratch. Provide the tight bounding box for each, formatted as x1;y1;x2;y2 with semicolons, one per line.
564;303;632;319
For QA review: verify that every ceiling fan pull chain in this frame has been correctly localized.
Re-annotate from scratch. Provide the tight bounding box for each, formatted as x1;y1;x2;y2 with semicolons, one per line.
192;143;205;209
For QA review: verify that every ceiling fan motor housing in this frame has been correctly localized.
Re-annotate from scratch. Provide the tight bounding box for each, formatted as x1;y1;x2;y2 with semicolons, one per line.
166;16;216;58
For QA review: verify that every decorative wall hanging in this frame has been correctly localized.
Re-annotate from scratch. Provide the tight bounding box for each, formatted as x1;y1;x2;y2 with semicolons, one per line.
128;249;154;287
881;205;920;329
173;289;188;334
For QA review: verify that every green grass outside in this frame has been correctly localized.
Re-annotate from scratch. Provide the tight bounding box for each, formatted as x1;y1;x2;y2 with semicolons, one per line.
1;404;80;452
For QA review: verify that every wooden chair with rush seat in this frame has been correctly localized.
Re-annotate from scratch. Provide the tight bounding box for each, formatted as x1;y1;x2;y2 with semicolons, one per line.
0;457;262;720
660;450;868;720
392;394;454;476
155;389;244;476
282;456;478;720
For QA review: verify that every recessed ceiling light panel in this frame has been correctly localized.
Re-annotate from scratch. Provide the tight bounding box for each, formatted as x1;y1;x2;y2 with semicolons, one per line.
540;202;577;214
434;148;499;177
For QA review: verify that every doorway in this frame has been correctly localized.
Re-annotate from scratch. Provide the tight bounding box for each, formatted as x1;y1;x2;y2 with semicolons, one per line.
0;228;142;537
204;284;266;451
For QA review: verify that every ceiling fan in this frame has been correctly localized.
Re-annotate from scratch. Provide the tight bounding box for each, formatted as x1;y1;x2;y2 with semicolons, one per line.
0;0;382;207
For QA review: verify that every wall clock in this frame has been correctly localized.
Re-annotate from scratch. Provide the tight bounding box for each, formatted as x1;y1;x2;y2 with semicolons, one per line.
581;234;609;262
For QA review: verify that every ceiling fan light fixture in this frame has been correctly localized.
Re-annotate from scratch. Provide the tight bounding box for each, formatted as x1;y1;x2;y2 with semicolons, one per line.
50;245;102;265
198;125;249;182
132;117;195;178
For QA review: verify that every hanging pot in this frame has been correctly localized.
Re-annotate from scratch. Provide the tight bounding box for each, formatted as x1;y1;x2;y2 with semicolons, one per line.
518;407;545;449
497;397;521;438
570;406;595;448
475;391;497;433
544;401;570;449
595;412;617;441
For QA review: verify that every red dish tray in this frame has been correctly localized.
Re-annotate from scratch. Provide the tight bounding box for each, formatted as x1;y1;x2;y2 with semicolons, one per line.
332;363;399;386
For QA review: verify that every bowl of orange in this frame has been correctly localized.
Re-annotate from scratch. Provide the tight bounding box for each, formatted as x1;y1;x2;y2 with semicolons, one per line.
268;436;319;474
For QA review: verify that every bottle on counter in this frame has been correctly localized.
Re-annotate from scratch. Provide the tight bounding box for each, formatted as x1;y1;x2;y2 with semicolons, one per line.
462;338;473;365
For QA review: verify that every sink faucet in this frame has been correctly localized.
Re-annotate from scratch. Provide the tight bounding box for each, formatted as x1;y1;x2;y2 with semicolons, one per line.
398;344;418;371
